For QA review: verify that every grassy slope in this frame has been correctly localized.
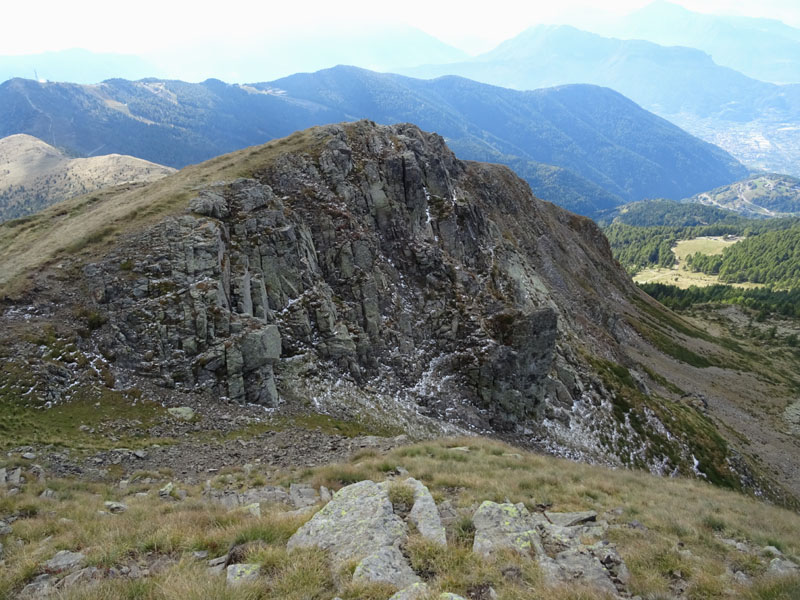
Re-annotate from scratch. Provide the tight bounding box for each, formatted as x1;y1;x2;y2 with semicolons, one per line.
0;128;323;297
0;438;798;599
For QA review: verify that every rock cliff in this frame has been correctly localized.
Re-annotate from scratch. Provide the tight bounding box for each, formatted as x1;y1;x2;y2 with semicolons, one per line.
83;123;631;433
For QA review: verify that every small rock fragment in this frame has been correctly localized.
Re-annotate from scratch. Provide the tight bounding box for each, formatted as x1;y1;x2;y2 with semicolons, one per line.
104;501;128;514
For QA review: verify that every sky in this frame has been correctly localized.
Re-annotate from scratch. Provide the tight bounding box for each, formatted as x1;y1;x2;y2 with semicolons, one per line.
3;0;800;57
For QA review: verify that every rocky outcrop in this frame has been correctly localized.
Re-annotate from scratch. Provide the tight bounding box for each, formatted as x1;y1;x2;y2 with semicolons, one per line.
287;480;406;564
78;121;645;448
286;480;631;598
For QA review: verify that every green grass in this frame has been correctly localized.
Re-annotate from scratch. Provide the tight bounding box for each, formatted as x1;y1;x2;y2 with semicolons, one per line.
1;437;798;599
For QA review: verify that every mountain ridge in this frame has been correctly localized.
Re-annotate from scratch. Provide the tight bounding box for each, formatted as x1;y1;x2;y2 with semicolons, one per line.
0;68;748;216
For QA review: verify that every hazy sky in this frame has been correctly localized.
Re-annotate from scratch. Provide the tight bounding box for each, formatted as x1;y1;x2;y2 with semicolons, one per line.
4;0;800;56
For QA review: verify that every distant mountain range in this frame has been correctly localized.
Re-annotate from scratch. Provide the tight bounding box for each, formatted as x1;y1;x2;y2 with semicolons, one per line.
0;68;747;216
400;25;800;176
603;1;800;84
0;25;468;84
0;133;173;222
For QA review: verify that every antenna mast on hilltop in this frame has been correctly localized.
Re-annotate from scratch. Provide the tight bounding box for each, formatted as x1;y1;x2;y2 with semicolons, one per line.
34;69;38;81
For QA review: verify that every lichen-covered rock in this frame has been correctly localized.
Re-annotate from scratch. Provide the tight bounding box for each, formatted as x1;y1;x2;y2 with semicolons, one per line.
353;545;420;588
287;480;406;564
472;501;543;557
406;477;446;545
226;563;260;586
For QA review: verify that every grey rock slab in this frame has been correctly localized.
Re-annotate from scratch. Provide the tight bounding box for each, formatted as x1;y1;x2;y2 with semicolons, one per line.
405;477;446;545
226;563;260;586
545;511;597;527
472;501;543;557
44;550;85;573
539;549;619;597
768;557;799;575
206;489;241;509
8;468;22;486
240;485;290;506
21;452;36;460
353;545;420;588
761;545;783;557
0;468;5;485
320;486;332;503
389;581;430;600
289;483;319;509
59;567;100;589
439;594;468;600
287;480;406;565
19;574;54;598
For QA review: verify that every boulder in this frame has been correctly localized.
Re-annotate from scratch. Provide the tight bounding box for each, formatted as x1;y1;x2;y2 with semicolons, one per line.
287;480;406;565
406;477;446;545
353;545;421;588
472;501;543;557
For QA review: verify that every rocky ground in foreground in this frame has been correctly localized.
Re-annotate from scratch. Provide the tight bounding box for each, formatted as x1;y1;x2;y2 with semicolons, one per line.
1;437;798;599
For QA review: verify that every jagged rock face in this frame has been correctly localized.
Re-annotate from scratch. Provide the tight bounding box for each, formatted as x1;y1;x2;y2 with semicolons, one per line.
85;121;635;435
